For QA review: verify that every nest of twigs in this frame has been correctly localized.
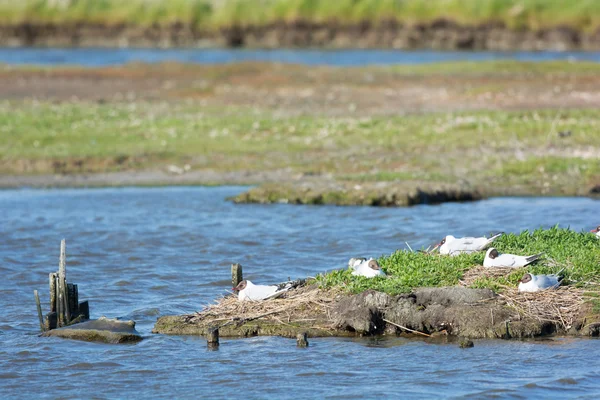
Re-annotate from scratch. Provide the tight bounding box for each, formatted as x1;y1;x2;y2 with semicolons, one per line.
499;286;586;331
184;285;343;329
460;265;597;331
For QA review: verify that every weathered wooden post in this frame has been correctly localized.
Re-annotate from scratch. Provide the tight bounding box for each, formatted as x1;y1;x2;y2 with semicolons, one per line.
34;290;45;332
58;239;71;323
45;312;57;331
231;263;243;288
67;283;78;316
49;273;57;313
57;292;64;327
78;301;89;320
207;326;219;349
296;332;309;348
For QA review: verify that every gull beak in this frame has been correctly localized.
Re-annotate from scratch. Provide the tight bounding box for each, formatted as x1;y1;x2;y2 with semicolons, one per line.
429;243;441;253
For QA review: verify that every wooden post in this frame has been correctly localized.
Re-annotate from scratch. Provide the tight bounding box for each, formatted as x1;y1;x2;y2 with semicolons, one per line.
207;326;219;348
45;312;57;331
67;283;78;316
58;239;70;323
49;273;57;313
34;290;45;332
57;292;64;327
78;301;90;320
231;263;243;288
296;332;309;347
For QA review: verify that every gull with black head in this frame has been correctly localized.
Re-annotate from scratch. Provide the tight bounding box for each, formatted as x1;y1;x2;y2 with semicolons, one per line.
518;273;563;293
233;280;289;301
433;233;503;256
484;247;543;268
351;258;386;278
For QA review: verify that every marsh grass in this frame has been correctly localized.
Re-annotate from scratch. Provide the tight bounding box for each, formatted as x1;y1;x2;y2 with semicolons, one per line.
1;0;600;32
317;227;600;295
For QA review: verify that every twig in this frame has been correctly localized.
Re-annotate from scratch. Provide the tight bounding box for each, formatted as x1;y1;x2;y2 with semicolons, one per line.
383;318;431;337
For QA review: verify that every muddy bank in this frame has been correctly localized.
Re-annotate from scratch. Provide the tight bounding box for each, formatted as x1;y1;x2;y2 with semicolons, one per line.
153;286;600;340
231;181;483;207
2;20;600;50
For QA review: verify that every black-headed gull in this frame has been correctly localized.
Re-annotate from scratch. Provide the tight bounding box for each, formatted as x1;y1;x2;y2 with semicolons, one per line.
483;248;543;268
591;226;600;238
518;273;562;293
351;258;386;278
233;280;288;301
348;257;367;271
435;233;503;256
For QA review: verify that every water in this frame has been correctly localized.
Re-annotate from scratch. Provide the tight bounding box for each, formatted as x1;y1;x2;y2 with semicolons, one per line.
1;187;599;399
1;47;600;66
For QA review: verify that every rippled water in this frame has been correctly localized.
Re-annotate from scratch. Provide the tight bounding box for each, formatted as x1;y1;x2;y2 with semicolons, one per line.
1;187;599;399
1;47;600;66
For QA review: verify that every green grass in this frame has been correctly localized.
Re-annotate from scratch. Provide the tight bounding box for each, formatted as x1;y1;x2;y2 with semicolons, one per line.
317;227;600;295
1;0;600;31
1;101;599;195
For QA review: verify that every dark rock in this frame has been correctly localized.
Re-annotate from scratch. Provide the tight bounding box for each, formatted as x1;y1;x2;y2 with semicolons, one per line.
459;338;474;348
42;317;143;344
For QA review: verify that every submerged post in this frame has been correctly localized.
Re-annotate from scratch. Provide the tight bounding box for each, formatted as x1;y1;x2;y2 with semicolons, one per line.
231;263;243;288
34;290;45;333
207;326;219;349
78;301;90;320
296;332;309;348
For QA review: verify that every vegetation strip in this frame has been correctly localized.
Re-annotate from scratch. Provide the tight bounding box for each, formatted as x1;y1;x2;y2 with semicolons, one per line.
2;0;600;32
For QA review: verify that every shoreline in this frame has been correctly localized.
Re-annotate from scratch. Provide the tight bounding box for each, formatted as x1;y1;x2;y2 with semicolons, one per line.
153;285;600;340
1;20;599;51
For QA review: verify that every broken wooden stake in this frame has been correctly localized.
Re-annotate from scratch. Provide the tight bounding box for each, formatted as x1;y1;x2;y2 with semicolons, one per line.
44;240;91;331
49;273;57;313
207;326;219;348
296;332;309;347
45;312;57;331
58;239;71;323
78;301;90;320
34;290;45;332
231;263;243;288
58;292;64;327
67;283;78;317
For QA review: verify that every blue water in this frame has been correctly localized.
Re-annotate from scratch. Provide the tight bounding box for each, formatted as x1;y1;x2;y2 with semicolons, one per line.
1;47;599;66
1;187;599;399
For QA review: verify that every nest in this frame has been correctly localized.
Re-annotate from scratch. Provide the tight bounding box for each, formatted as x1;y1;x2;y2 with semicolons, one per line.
499;286;586;331
184;285;342;330
461;265;599;331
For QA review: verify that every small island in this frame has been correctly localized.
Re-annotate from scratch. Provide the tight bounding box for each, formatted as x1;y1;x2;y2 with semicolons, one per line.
154;227;600;340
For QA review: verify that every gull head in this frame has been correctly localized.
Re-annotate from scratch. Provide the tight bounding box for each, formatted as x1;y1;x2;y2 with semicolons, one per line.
520;273;532;284
233;280;247;292
367;259;381;271
437;235;455;254
591;226;600;233
486;248;499;259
